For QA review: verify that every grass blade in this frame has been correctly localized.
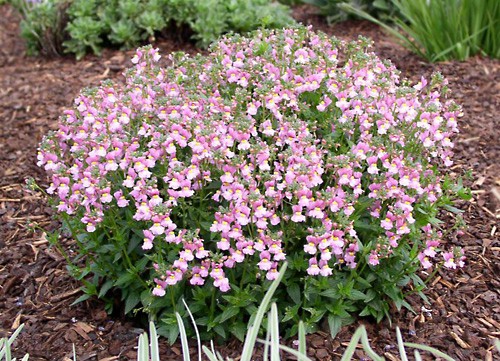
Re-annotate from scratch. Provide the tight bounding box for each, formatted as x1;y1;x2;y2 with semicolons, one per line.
149;322;160;361
175;312;191;361
201;345;219;361
414;349;423;361
339;326;362;361
404;342;456;361
358;327;384;361
340;325;384;361
257;339;313;361
240;262;287;361
298;321;306;356
137;333;149;361
182;298;202;361
269;303;280;361
396;327;409;361
0;324;26;360
263;315;271;361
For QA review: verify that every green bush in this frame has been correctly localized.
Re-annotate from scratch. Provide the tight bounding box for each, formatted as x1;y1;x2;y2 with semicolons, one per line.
341;0;500;61
36;27;467;343
8;0;68;56
11;0;295;59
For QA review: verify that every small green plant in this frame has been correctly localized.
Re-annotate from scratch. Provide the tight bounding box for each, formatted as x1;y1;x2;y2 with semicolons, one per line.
341;0;500;61
8;0;67;56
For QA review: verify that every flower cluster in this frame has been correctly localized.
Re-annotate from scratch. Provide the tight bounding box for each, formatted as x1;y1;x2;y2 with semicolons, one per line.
38;27;464;298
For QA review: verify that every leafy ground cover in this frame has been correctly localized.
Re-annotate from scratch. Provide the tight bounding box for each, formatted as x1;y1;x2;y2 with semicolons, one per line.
0;3;499;360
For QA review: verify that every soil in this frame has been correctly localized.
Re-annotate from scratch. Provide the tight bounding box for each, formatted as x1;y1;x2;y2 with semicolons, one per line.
1;3;499;361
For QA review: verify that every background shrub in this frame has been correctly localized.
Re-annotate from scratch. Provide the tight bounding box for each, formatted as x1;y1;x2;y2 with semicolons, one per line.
37;27;468;343
8;0;68;56
8;0;295;59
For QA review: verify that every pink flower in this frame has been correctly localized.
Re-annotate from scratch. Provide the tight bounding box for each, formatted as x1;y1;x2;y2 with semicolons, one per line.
265;267;279;280
368;252;380;266
418;252;432;269
257;251;272;271
307;259;320;276
291;205;306;223
294;48;309;64
319;260;332;276
150;222;165;236
304;237;317;255
152;285;165;297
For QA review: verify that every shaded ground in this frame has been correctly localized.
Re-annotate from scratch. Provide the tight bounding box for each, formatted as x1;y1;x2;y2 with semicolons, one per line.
1;3;499;360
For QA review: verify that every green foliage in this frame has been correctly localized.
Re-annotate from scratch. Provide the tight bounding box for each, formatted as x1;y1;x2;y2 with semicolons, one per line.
9;0;294;59
302;0;397;23
341;0;500;62
8;0;67;56
63;0;294;59
60;208;151;317
140;267;461;361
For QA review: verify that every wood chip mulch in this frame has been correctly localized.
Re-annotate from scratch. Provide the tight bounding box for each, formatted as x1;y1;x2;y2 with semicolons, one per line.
1;4;499;361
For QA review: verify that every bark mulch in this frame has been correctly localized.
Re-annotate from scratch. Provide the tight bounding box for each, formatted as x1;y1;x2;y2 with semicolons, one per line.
1;4;499;361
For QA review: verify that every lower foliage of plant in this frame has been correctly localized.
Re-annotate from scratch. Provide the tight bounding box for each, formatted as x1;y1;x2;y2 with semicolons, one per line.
140;264;459;361
341;0;500;62
6;269;490;361
35;26;469;343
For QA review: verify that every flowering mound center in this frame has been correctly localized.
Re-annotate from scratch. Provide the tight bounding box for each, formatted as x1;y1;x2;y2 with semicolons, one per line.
38;28;464;303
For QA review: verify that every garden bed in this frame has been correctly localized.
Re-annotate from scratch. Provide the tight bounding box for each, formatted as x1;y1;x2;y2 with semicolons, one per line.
0;3;499;360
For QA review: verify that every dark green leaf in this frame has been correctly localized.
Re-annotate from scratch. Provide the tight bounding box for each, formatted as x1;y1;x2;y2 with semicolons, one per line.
328;314;342;338
219;306;240;323
124;292;141;314
287;283;301;304
98;280;114;299
71;293;91;306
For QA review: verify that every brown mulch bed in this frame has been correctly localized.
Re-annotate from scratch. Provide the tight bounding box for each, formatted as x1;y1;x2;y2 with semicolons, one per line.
1;3;499;360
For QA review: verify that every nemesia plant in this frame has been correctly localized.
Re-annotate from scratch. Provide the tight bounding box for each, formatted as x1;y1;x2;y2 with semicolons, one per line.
37;26;468;341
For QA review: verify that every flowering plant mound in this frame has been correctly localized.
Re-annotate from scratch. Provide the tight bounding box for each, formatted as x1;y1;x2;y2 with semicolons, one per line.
37;27;468;341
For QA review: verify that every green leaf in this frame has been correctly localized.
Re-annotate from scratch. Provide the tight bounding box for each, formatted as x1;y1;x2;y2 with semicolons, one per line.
98;280;114;299
230;322;247;342
287;283;301;304
355;276;372;289
320;288;341;300
219;306;240;323
71;293;91;306
359;305;372;317
282;304;301;322
348;289;367;301
213;324;226;339
328;314;342;339
124;292;141;314
167;324;180;345
114;271;135;287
